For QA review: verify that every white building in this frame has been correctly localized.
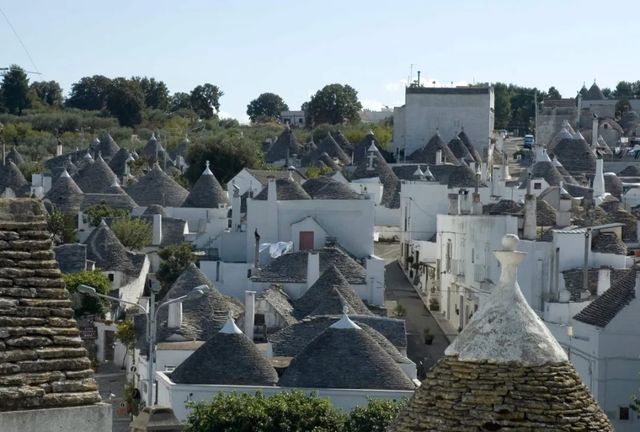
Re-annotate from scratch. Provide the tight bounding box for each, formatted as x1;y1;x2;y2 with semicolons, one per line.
392;86;495;158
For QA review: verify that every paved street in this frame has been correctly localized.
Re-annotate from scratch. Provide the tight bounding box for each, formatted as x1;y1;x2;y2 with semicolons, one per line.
95;363;130;432
375;242;448;370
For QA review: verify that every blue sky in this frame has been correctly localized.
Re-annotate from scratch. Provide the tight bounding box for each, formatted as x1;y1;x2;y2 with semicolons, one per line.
1;0;637;122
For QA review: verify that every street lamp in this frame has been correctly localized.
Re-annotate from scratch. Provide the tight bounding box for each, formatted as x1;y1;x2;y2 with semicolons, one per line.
77;283;209;407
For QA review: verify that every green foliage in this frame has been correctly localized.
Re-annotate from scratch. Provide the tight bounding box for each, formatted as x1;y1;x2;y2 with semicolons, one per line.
106;78;145;127
602;88;612;98
19;161;45;182
345;398;406;432
111;217;152;250
170;92;192;112
63;270;111;317
66;75;112;110
156;243;196;296
30;81;63;107
186;391;346;432
115;320;136;349
184;130;263;185
546;86;561;99
613;81;637;98
247;93;289;122
84;203;129;226
305;165;332;178
1;65;31;115
307;83;362;125
190;84;223;119
616;97;631;116
134;77;170;110
47;208;76;244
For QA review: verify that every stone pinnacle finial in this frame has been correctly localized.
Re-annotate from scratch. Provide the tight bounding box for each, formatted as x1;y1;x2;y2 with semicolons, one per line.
501;233;519;251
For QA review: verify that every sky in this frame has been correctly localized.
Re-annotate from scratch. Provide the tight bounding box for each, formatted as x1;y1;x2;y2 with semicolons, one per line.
1;0;638;122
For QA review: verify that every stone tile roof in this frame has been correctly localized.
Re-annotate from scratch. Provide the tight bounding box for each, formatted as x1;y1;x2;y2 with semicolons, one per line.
351;150;400;208
293;266;372;319
54;244;87;273
408;132;459;165
125;164;189;207
243;168;306;186
140;134;167;161
259;286;297;327
620;111;640;134
170;323;278;386
352;131;378;164
529;161;565;186
0;198;101;411
391;164;431;181
83;221;144;277
108;148;133;177
446;165;478;188
592;232;627;255
562;268;628;301
390;358;611;431
142;204;167;217
483;199;522;216
253;178;311;201
619;164;640;177
278;320;414;390
584;82;605;100
447;137;473;163
169;136;191;159
94;134;120;160
604;172;623;198
182;163;228;208
302;133;350;166
269;315;407;357
154;264;243;344
301;176;361;200
265;126;300;163
5;146;25;166
80;193;138;211
574;269;636;327
137;215;186;246
537;198;557;226
73;155;117;194
457;130;482;163
44;171;83;214
0;161;28;192
252;247;366;284
333;131;353;152
553;138;596;174
595;206;638;242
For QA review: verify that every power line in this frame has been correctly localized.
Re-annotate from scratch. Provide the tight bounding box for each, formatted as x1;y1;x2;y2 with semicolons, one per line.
0;6;40;74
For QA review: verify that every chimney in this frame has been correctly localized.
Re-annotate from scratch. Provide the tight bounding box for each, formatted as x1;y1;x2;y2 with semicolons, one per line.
592;115;599;149
56;141;63;156
458;189;470;215
448;193;459;215
167;303;182;328
435;150;442;165
244;291;256;341
307;252;320;288
593;158;605;198
267;177;277;201
152;213;162;246
523;192;537;240
231;182;241;231
597;267;611;296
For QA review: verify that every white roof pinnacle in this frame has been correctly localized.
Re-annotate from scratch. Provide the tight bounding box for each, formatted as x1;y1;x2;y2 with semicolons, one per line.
60;169;71;179
445;234;568;366
367;142;377;153
330;306;362;330
202;160;213;176
219;313;243;334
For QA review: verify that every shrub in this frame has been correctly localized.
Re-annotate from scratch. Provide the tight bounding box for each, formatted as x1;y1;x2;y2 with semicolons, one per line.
63;270;111;317
111;217;152;250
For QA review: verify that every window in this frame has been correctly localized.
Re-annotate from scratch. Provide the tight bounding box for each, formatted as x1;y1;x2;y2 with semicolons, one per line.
446;239;452;273
254;314;265;325
107;273;114;282
619;407;630;420
299;231;314;250
534;182;542;190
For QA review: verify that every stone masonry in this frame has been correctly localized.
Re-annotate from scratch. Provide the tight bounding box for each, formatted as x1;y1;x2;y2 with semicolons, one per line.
0;199;101;411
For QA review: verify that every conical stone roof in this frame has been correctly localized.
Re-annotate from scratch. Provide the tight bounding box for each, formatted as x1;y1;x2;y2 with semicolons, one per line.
5;146;25;165
108;148;133;177
182;161;229;208
279;312;414;390
253;178;311;201
73;155;117;193
84;221;139;276
457;129;482;163
265;126;300;163
95;134;120;160
389;235;612;431
45;169;84;214
170;316;278;386
125;164;189;207
409;132;459;165
0;161;28;191
0;198;101;410
294;265;371;319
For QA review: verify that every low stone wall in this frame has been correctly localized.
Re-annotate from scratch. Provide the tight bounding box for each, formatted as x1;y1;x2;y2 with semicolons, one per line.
0;403;112;432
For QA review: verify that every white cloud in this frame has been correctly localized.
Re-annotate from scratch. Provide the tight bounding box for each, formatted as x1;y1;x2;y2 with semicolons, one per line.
361;99;389;111
385;79;408;93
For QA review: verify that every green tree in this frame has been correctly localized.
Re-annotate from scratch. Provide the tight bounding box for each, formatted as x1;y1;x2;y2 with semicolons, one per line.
47;208;76;244
1;65;30;115
546;86;561;99
345;399;406;432
156;243;196;296
190;84;223;119
134;77;170;110
493;82;511;129
186;391;345;432
30;80;63;106
111;217;152;250
63;270;111;317
170;92;192;112
614;81;634;98
602;87;612;98
106;78;145;127
84;203;129;226
616;97;631;116
65;75;112;110
184;131;263;185
307;84;362;125
247;92;289;122
115;319;136;369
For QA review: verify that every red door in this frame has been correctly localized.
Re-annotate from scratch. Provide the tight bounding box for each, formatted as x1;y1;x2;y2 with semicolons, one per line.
299;231;314;250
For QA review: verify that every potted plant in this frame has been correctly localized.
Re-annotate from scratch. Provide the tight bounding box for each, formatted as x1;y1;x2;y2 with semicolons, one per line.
424;328;434;345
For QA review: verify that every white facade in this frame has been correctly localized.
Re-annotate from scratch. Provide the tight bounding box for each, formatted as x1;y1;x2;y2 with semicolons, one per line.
392;86;495;157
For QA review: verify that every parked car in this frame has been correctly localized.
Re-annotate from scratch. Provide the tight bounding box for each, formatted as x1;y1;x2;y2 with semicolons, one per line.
523;134;535;149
